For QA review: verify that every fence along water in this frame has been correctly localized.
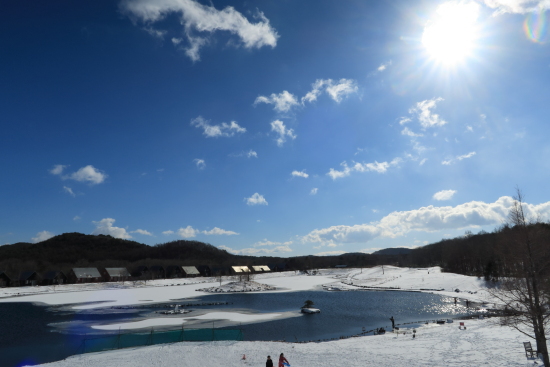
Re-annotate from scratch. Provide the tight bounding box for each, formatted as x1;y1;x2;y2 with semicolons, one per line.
79;327;244;354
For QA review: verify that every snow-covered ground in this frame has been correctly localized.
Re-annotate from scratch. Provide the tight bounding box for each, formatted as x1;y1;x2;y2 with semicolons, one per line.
40;318;538;367
0;266;543;366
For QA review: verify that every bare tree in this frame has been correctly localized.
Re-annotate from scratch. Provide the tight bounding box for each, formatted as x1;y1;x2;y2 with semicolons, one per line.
489;189;550;365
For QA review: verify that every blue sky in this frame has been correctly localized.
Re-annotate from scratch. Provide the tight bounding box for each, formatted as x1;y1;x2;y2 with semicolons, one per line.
2;0;550;256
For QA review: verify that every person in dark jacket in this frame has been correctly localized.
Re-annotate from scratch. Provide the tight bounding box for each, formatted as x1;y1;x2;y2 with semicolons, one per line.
266;355;274;367
278;353;289;367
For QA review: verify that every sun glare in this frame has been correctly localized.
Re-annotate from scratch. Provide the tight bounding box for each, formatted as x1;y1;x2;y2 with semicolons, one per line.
422;1;480;65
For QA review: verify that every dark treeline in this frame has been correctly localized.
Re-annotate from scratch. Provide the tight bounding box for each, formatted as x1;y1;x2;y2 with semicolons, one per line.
2;224;549;280
403;222;550;280
0;232;381;277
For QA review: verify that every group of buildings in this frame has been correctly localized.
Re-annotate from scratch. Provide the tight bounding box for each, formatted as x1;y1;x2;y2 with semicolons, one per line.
0;263;288;287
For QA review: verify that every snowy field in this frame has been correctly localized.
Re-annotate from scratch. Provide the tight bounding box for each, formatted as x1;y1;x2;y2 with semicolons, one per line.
0;266;543;366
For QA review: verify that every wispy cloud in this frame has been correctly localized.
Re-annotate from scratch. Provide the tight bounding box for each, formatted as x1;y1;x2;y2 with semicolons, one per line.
302;78;358;104
442;151;477;165
202;227;239;236
409;97;447;129
433;189;457;201
271;120;296;146
177;226;199;238
63;186;76;197
291;170;309;178
31;230;54;243
194;159;206;170
310;188;318;195
120;0;278;62
49;164;67;175
480;0;550;15
232;149;258;159
162;230;174;235
132;229;153;236
376;60;392;72
327;158;401;179
191;116;246;138
92;218;132;239
245;193;268;206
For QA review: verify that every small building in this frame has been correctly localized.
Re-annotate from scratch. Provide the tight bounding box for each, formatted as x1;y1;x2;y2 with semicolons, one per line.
0;270;11;287
101;268;131;282
181;266;200;277
41;271;67;286
196;265;211;277
231;266;251;274
16;271;41;287
268;263;288;272
211;266;231;276
252;265;271;273
165;266;183;278
131;266;149;279
148;265;165;279
68;268;103;283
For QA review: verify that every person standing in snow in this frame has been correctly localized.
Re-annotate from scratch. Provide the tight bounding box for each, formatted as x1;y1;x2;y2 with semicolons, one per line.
390;316;395;330
266;355;273;367
279;353;289;367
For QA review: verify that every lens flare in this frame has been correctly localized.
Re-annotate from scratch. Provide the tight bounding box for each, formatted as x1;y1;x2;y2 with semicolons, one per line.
524;10;548;44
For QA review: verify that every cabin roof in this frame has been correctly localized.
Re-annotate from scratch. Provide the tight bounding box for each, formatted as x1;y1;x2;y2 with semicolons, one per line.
72;268;101;279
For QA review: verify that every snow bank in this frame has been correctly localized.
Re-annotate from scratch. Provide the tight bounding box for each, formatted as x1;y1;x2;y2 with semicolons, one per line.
197;280;276;293
37;318;539;367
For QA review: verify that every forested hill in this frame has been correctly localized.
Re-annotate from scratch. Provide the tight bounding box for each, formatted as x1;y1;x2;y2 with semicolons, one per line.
0;233;237;274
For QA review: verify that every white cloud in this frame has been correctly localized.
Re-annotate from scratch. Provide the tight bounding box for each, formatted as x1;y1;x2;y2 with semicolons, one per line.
377;60;392;72
401;127;423;137
325;79;359;103
310;188;318;195
327;158;401;179
191;116;246;138
246;150;258;158
246;193;268;206
254;91;299;113
202;227;239;236
442;151;477;165
162;230;174;235
291;170;309;178
49;164;67;175
481;0;550;15
143;27;166;38
194;159;206;170
270;120;296;146
65;165;108;185
252;239;293;247
51;164;107;185
399;117;411;125
92;218;132;239
120;0;278;62
302;196;550;246
457;151;477;160
132;229;153;236
433;189;457;201
63;186;76;197
409;97;447;129
73;216;81;221
301;79;327;104
177;226;199;238
31;230;55;243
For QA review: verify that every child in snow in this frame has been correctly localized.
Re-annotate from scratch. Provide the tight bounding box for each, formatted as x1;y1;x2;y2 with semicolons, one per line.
266;355;273;367
279;353;290;367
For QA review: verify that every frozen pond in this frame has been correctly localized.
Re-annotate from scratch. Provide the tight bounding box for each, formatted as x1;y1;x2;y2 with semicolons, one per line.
0;290;476;367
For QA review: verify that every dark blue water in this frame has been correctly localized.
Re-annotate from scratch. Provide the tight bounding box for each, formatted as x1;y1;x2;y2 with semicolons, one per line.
0;291;474;367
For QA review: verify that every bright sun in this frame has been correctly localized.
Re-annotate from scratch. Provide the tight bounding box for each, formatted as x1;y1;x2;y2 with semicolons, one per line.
422;1;480;65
